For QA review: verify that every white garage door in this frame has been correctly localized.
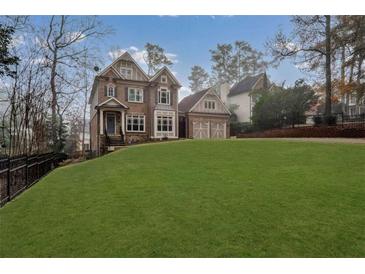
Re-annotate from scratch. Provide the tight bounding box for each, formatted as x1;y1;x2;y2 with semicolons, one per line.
210;122;226;139
193;121;209;139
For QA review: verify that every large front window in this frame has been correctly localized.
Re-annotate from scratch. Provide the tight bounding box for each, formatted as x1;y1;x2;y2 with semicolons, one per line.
126;115;145;132
157;116;173;132
128;88;143;103
158;88;170;104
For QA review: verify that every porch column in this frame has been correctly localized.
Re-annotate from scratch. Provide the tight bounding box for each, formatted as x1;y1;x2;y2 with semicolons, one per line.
120;110;125;135
99;109;104;134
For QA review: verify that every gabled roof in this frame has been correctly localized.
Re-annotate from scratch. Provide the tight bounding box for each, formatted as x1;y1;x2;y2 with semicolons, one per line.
98;51;149;81
178;87;231;115
149;66;181;87
98;97;129;109
228;73;268;97
178;88;210;113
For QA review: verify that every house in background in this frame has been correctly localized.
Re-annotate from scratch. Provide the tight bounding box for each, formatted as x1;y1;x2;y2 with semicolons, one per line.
178;87;231;139
89;52;181;155
219;73;271;123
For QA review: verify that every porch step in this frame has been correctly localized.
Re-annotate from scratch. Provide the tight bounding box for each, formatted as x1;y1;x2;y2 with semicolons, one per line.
107;136;125;146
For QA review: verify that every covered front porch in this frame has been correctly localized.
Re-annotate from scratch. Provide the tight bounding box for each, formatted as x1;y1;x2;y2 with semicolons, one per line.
97;98;128;149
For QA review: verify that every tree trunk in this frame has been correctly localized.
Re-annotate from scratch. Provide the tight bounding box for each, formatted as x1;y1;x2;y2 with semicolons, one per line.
324;15;332;118
50;51;58;151
82;69;88;158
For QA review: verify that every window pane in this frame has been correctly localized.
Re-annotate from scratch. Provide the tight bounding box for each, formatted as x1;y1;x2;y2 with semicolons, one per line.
128;89;135;101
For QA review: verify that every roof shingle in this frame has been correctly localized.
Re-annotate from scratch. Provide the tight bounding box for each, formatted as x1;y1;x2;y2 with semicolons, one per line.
228;73;267;97
178;88;210;113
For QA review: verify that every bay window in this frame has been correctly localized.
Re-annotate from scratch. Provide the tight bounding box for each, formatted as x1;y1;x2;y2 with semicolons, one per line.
157;116;173;132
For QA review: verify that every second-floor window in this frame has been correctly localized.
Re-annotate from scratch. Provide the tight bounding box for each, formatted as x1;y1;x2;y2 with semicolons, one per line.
158;88;170;104
107;85;115;97
128;88;143;103
121;67;133;79
204;100;216;110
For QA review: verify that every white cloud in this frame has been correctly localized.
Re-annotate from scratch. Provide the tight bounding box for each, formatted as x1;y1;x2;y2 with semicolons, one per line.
179;86;192;101
129;46;139;51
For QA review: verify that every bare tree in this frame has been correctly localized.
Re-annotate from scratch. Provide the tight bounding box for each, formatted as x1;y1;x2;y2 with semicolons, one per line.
39;15;111;152
267;16;334;117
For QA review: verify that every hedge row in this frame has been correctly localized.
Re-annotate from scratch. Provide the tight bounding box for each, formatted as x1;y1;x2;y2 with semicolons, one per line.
237;126;365;138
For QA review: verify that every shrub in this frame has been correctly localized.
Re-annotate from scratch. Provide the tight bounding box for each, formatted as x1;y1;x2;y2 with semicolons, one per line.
324;115;337;126
313;115;322;126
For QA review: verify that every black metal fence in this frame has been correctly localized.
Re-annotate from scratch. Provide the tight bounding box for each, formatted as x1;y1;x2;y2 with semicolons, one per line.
0;152;66;207
297;113;365;128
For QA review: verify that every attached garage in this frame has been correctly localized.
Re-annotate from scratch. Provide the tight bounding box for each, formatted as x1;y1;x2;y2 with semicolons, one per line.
178;88;231;139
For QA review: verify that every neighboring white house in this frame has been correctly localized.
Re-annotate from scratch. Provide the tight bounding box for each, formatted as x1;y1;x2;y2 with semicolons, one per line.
217;73;272;123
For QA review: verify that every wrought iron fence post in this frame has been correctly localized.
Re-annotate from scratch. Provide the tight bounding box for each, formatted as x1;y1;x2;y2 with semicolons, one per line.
25;154;29;187
7;156;11;201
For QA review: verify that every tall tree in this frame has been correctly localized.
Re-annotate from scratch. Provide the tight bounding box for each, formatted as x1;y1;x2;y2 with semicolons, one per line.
0;24;19;78
267;16;334;117
188;65;209;93
210;43;236;85
39;15;110;152
210;41;268;85
234;40;267;82
143;43;173;76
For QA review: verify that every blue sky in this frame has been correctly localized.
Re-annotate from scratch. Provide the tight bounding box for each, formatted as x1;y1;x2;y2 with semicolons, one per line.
36;16;305;98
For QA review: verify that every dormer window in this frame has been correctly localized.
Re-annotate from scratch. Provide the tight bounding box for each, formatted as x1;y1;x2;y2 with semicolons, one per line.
120;67;133;79
107;85;115;97
204;100;216;110
161;75;167;83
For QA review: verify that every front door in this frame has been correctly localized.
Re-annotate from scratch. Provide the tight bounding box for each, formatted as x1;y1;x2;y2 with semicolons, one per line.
106;113;116;135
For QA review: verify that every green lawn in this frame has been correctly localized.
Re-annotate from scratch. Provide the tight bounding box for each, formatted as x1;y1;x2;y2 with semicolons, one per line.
1;140;364;257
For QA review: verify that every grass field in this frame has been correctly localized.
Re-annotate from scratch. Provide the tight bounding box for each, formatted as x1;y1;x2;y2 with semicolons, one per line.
0;140;364;257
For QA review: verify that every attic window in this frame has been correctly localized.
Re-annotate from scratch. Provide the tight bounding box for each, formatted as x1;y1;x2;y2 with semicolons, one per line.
204;100;216;110
120;67;132;79
161;75;167;83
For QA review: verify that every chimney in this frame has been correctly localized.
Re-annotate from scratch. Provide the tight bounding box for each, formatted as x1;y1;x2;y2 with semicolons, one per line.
218;82;231;104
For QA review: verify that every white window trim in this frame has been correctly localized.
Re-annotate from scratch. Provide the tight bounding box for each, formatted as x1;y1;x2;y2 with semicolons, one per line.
158;88;170;105
156;116;174;133
128;88;144;103
107;84;115;97
204;100;216;110
153;110;177;138
126;114;145;132
161;75;167;83
120;67;133;79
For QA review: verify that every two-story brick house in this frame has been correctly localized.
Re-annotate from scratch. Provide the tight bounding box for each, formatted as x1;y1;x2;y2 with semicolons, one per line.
89;52;181;155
